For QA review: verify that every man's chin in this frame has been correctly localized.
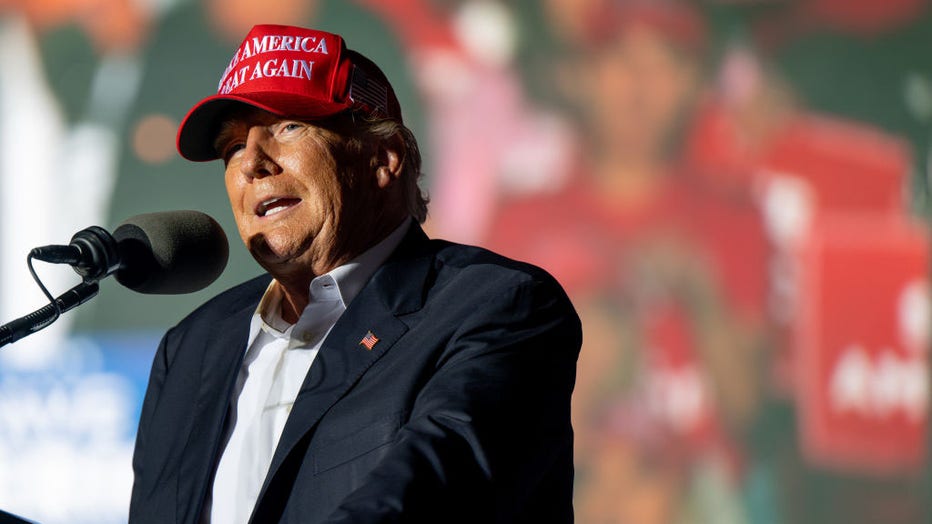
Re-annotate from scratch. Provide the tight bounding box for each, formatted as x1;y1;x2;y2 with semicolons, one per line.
247;235;312;271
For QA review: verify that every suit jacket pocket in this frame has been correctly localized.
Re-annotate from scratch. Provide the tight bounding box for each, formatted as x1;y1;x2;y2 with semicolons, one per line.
313;413;404;475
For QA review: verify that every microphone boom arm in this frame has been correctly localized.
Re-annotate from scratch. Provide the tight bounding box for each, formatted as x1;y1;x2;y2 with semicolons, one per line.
0;281;99;349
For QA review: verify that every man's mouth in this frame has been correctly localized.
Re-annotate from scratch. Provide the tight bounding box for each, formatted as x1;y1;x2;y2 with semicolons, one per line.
256;197;302;217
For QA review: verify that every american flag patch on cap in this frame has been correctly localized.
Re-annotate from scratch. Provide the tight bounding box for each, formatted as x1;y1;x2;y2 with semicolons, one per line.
348;65;388;116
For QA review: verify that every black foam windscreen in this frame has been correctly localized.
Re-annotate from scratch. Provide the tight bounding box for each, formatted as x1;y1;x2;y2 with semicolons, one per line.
112;210;229;294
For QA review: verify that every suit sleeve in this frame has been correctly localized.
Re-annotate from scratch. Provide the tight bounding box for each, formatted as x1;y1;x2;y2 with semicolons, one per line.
128;327;173;521
322;276;582;524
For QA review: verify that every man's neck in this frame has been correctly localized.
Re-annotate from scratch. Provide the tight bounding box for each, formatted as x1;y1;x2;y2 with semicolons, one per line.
277;215;410;323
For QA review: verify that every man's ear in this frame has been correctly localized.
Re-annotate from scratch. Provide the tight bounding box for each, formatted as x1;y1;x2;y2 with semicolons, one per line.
375;132;405;189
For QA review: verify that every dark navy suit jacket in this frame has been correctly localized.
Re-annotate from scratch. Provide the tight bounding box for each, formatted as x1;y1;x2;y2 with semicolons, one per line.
128;224;581;523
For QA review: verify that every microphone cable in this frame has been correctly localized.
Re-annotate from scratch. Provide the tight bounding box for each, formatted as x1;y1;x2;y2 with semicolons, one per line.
25;250;65;332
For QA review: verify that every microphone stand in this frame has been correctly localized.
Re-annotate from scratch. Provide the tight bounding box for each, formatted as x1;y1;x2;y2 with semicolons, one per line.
0;281;99;349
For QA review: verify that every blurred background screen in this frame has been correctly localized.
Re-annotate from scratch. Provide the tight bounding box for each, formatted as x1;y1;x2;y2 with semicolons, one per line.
0;0;929;522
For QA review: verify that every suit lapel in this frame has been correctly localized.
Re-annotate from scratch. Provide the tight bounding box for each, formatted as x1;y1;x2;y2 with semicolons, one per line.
176;280;268;524
251;226;433;520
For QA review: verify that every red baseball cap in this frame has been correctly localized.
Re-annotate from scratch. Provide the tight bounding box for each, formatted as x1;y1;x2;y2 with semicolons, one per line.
177;24;402;161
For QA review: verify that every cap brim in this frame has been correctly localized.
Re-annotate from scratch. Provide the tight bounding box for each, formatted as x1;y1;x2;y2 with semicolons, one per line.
176;92;351;162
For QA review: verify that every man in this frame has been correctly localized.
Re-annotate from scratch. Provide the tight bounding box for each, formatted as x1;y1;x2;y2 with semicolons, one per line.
128;24;581;524
92;0;423;331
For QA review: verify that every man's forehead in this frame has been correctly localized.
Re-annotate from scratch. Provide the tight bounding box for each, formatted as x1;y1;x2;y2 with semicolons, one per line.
217;105;284;128
210;105;355;148
211;107;281;152
214;104;356;131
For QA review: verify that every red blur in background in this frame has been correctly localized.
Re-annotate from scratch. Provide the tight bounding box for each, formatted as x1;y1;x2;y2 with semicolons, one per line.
2;0;930;522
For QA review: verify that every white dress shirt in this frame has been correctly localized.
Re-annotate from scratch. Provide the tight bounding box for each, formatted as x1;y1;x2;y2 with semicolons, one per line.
206;220;410;524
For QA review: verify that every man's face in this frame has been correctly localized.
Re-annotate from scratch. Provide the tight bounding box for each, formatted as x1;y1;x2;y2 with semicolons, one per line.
215;107;362;276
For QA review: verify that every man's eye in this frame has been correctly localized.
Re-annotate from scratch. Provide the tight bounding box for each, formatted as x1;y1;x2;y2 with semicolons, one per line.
281;122;303;133
222;143;245;161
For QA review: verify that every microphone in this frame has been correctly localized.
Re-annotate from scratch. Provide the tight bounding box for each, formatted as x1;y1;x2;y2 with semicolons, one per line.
112;210;230;294
1;211;229;348
32;210;229;294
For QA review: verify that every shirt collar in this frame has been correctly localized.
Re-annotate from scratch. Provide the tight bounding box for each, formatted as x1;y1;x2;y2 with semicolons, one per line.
253;218;412;335
324;218;411;308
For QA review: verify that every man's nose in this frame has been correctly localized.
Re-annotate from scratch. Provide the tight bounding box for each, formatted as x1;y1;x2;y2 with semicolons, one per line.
239;127;281;179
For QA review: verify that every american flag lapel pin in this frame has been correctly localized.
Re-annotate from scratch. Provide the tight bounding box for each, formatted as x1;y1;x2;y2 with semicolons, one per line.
360;331;379;351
